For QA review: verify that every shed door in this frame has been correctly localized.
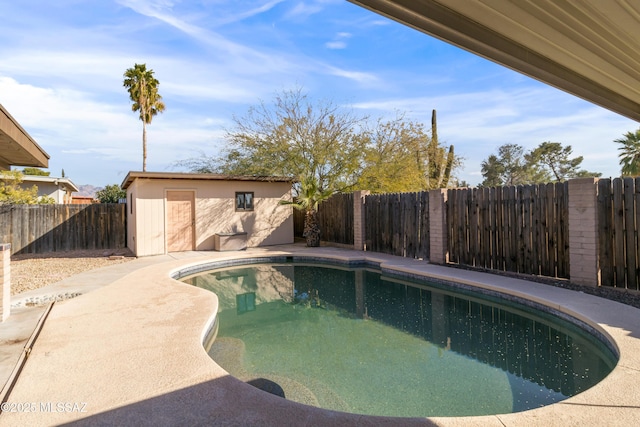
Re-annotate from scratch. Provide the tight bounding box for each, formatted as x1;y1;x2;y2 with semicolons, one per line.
166;191;195;252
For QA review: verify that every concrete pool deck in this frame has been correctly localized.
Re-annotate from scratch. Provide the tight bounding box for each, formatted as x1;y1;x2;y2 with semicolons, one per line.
0;245;639;426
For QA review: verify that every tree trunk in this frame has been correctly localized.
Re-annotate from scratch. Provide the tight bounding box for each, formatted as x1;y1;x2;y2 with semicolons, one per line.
142;120;147;172
303;209;321;247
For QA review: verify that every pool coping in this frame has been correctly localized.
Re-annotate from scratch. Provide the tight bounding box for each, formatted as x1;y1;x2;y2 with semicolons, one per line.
1;245;639;426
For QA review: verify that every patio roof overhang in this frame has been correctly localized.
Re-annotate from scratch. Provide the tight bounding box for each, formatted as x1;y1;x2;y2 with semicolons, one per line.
348;0;640;122
0;104;49;170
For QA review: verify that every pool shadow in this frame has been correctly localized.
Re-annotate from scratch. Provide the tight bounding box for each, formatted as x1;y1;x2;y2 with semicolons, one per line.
59;375;440;427
248;377;286;398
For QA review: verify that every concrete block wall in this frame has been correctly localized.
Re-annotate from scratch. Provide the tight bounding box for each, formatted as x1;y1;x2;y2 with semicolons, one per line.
567;178;600;287
428;189;449;265
1;243;10;322
353;190;369;251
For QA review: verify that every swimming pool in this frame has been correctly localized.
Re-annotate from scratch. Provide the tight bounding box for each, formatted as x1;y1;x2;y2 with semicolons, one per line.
181;258;617;418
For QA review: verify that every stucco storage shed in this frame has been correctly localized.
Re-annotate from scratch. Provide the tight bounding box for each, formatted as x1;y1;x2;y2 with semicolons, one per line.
121;172;295;257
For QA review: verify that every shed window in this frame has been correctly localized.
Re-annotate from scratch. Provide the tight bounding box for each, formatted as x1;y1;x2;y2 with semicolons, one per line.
236;192;254;211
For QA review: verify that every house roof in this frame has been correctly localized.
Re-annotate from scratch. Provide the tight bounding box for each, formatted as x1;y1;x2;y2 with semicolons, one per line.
0;104;50;169
348;0;640;122
21;175;80;193
121;171;296;190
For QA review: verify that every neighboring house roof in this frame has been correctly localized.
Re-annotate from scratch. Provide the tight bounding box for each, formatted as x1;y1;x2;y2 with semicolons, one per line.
21;175;80;193
0;104;50;169
121;171;296;190
348;0;640;122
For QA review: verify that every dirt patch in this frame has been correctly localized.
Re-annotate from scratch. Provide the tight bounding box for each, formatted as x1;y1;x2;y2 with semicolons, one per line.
10;249;135;295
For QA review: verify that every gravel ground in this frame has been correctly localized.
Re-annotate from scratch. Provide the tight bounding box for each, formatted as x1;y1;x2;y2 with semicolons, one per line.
10;249;135;295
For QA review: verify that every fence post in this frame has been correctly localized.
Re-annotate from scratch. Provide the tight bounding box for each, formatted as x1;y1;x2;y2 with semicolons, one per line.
1;243;10;322
429;189;448;264
568;178;600;287
353;190;369;251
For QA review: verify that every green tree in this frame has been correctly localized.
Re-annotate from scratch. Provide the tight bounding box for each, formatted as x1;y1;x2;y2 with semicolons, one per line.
355;112;460;193
616;128;640;176
480;144;542;186
21;167;50;176
529;141;600;181
357;115;429;193
481;142;600;186
0;171;54;204
95;184;126;203
280;175;334;247
123;63;165;172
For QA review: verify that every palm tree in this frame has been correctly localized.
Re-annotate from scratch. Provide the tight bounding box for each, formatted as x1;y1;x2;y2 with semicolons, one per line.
281;176;334;247
123;63;165;171
616;129;640;176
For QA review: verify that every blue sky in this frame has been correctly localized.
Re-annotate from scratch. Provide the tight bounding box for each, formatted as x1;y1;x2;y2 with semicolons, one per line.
1;0;637;189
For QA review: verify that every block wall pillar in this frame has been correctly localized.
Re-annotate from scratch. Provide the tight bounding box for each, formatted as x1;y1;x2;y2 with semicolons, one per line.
568;178;600;287
353;190;369;251
429;189;449;265
1;243;10;322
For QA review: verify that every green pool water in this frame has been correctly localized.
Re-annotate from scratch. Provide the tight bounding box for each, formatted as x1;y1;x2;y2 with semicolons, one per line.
183;262;616;418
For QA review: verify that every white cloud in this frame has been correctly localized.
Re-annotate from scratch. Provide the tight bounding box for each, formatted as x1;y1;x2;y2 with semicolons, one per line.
324;66;379;85
210;0;287;27
284;2;323;20
325;41;347;50
325;31;351;49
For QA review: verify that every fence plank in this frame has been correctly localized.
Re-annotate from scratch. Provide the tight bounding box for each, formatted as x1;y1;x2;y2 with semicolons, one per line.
506;186;517;272
598;179;614;286
613;178;626;287
522;185;532;274
624;178;637;290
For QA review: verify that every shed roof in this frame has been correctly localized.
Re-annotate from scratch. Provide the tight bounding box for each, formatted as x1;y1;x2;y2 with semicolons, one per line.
0;104;50;169
121;171;295;190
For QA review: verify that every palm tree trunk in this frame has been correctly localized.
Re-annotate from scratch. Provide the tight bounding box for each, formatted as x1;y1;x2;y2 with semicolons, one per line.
142;120;147;172
303;209;321;247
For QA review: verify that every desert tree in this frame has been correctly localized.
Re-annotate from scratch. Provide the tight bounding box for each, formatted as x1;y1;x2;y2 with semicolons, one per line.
481;142;600;186
355;111;460;193
177;88;367;246
529;141;600;181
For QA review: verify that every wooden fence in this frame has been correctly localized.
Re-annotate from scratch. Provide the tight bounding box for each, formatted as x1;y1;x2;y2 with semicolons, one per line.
447;183;569;278
364;192;429;259
598;177;640;290
0;204;126;255
293;193;354;245
289;178;640;292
